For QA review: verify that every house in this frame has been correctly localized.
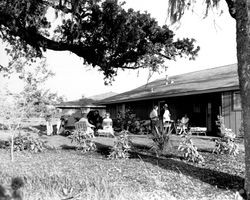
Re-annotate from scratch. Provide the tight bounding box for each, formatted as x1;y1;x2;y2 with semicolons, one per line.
56;98;106;117
99;64;242;136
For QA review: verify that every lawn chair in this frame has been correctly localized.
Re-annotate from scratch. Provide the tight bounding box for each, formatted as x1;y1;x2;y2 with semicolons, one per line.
75;120;95;138
163;120;175;135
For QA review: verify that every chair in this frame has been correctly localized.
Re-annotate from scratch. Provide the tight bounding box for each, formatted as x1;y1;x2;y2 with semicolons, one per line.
75;120;95;138
75;121;88;131
163;120;175;135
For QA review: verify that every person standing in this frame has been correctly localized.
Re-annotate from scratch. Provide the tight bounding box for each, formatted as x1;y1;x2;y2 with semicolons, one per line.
163;104;172;134
163;104;171;124
150;105;159;135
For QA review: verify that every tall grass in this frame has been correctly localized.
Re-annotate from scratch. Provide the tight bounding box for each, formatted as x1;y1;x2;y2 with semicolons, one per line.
0;149;242;200
0;150;176;200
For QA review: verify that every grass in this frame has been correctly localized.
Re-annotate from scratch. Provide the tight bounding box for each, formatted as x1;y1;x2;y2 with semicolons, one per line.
0;144;245;200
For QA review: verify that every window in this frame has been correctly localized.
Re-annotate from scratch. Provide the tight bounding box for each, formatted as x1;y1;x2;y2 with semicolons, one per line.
233;91;242;111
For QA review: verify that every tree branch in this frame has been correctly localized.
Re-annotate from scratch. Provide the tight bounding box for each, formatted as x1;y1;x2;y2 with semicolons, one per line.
0;11;95;60
157;52;172;60
225;0;236;19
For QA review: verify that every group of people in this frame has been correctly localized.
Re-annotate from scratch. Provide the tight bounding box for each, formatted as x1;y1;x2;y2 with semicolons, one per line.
57;110;114;136
56;105;189;137
150;104;189;135
75;111;114;137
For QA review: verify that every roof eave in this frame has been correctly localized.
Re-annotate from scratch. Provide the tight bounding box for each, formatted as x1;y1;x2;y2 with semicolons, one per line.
101;85;239;105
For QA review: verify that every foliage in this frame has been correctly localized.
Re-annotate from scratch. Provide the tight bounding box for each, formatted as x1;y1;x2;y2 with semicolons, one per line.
16;59;63;119
213;137;239;156
108;131;132;159
178;132;204;163
167;0;236;24
5;133;46;153
68;129;96;152
213;115;239;156
150;126;171;157
0;0;199;83
113;108;150;134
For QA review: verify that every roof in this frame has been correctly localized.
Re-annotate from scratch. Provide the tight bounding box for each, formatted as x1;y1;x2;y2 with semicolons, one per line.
88;91;117;101
100;64;239;104
56;98;106;109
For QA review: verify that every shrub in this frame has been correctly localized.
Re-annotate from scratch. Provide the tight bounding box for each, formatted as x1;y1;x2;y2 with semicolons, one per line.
150;126;171;157
178;132;204;163
6;133;46;153
213;137;239;156
68;129;96;152
113;108;150;134
108;131;132;159
213;115;239;156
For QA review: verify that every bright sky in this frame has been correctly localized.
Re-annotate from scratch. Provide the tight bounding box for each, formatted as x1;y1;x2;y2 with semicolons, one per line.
0;0;237;100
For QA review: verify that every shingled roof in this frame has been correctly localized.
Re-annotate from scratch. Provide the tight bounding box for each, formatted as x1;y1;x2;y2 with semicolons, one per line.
100;64;239;104
56;98;105;109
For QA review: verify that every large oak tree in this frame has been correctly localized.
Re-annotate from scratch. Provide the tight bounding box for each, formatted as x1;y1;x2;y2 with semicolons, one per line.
168;0;250;198
0;0;199;84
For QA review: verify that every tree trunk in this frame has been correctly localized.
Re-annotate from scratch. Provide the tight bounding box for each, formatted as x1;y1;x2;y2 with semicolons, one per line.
235;1;250;198
11;133;14;162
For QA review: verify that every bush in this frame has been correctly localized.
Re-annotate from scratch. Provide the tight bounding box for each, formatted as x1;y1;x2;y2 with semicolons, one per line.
178;132;204;163
68;129;96;152
108;131;132;159
213;115;239;156
113;108;150;134
213;137;239;156
6;133;46;153
150;126;170;157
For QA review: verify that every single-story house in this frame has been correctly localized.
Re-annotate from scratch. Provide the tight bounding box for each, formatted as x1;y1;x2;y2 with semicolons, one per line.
56;98;106;117
99;64;242;136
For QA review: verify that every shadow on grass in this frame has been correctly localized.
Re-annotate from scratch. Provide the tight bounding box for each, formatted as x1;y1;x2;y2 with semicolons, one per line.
60;137;244;192
131;151;244;191
60;144;77;150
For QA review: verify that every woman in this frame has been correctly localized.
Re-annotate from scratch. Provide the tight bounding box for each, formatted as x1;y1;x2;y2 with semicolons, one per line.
163;104;172;134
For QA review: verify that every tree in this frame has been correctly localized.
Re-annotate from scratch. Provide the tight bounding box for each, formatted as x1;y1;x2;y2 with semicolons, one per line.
168;0;250;198
0;0;199;84
0;58;63;149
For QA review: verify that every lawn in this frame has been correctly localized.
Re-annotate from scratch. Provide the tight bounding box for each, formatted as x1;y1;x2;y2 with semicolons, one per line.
0;138;245;200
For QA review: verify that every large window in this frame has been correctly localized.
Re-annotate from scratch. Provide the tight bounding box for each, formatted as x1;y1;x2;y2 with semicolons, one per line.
232;91;242;111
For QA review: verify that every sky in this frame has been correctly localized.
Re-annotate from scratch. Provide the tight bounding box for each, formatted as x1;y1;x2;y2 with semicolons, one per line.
0;0;237;100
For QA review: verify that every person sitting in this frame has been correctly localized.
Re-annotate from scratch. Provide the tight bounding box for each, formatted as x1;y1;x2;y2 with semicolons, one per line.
177;114;189;134
87;110;103;130
75;113;95;137
97;113;114;137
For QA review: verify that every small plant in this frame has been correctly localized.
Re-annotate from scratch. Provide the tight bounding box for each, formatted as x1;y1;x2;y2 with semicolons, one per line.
150;126;171;157
108;131;132;159
178;132;204;163
68;129;96;152
213;115;239;156
213;137;239;155
6;133;46;153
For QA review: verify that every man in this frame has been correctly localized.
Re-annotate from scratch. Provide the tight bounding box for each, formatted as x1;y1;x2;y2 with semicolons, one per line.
150;105;159;136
